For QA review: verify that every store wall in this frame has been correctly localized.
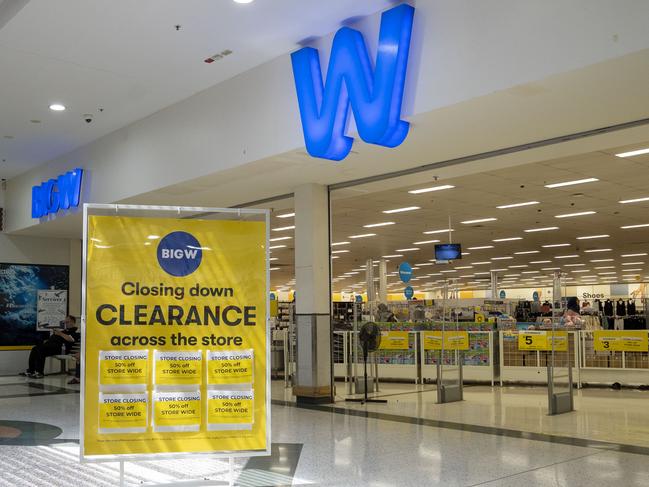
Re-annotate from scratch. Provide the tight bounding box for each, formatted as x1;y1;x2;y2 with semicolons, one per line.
0;234;78;375
6;1;649;234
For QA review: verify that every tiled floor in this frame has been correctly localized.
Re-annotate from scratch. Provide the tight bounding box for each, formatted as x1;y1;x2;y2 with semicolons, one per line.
2;375;649;486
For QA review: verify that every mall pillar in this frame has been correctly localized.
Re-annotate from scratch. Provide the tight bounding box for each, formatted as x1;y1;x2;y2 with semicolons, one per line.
293;184;333;404
490;271;499;299
366;259;376;319
378;259;388;304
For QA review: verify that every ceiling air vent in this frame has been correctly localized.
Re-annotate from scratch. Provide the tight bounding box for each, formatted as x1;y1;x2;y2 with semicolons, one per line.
204;50;233;64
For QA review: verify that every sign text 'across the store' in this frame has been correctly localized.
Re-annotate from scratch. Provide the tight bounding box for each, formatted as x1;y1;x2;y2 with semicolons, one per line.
291;4;414;161
31;168;83;218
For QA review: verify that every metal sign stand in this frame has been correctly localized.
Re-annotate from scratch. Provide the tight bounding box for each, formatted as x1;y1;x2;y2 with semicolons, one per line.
117;456;236;486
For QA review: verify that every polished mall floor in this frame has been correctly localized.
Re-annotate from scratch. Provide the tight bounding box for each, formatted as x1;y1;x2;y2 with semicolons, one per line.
2;375;649;486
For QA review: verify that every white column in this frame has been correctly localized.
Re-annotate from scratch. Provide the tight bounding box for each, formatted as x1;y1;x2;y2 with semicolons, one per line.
293;184;332;404
378;259;387;303
490;271;499;299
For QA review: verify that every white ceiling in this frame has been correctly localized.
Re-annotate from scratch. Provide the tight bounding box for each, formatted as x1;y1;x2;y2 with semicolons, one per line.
0;0;392;179
265;142;649;293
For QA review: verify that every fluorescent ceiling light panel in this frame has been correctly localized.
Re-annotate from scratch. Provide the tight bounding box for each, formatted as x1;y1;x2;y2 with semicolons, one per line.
524;227;559;233
491;256;513;260
461;217;497;224
621;224;649;229
622;262;645;265
622;253;648;257
270;236;292;242
544;178;599;188
331;241;350;246
413;239;440;245
348;233;376;239
571;270;591;273
530;260;552;264
269;245;286;250
509;265;528;268
471;261;491;265
522;271;540;274
382;254;403;258
363;222;395;228
408;184;455;194
555;255;579;259
555;211;596;219
594;266;615;269
272;225;295;232
615;148;649;158
542;267;561;271
577;235;609;240
395;248;420;252
423;228;454;235
383;206;420;214
331;250;350;254
515;250;540;255
277;212;295;218
598;272;617;275
564;263;586;267
496;201;540;209
584;249;612;253
493;237;522;242
467;245;494;250
590;259;614;262
542;243;570;248
619;197;649;204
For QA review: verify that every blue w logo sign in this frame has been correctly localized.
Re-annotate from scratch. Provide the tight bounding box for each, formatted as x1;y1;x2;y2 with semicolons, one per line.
291;4;414;161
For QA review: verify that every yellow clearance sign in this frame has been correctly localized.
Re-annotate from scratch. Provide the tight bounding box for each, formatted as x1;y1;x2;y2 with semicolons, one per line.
518;331;568;351
82;214;268;460
593;331;649;352
423;331;469;351
378;331;410;350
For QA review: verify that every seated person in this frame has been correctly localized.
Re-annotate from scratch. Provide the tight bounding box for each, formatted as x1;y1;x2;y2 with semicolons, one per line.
20;315;80;379
68;351;80;385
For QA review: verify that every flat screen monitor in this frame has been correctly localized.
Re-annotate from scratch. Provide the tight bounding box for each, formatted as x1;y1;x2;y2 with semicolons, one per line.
435;243;462;261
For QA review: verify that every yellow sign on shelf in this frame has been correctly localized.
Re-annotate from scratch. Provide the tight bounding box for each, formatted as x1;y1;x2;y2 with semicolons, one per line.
593;331;649;352
518;331;568;351
423;331;469;351
379;331;410;350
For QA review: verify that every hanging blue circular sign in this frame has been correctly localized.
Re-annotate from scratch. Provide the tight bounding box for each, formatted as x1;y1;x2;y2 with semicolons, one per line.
499;290;506;299
355;295;363;303
404;286;414;299
399;262;413;283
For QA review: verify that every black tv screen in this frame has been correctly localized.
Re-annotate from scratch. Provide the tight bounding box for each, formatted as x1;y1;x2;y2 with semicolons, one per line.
435;244;462;261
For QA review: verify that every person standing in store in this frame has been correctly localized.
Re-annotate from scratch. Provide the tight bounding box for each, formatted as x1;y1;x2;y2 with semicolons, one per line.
20;315;80;379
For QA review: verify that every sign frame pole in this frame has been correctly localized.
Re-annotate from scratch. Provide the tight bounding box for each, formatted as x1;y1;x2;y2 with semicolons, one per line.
80;203;271;471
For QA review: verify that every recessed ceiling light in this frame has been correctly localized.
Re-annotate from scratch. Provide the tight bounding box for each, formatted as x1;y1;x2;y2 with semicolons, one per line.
542;267;561;271
455;266;473;270
269;257;278;261
590;258;614;262
584;249;612;253
619;196;649;204
413;239;440;245
471;261;491;265
461;217;497;224
348;233;376;239
408;184;455;194
545;178;599;188
331;250;350;254
233;0;254;3
515;250;540;255
530;260;552;264
522;271;540;274
615;147;649;158
622;262;645;265
363;221;395;228
524;227;559;233
269;245;286;250
269;267;280;271
383;206;420;214
564;263;586;267
269;236;292;242
496;201;540;209
571;269;591;273
467;245;494;250
492;237;522;242
395;248;420;252
423;228;454;235
622;253;648;257
542;244;570;248
272;225;295;232
277;212;294;218
621;224;649;229
555;254;579;259
509;265;528;268
593;266;614;270
440;270;457;273
49;103;66;111
598;272;617;275
491;256;513;260
577;235;609;240
555;211;596;219
331;241;350;246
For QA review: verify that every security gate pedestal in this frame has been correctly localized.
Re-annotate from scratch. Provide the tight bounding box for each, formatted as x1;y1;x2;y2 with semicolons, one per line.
437;361;463;404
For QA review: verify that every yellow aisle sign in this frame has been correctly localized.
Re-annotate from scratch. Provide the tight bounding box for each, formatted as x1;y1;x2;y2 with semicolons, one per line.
518;331;568;351
82;215;268;459
423;331;469;350
594;331;649;352
152;391;201;432
207;350;254;384
379;331;410;350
